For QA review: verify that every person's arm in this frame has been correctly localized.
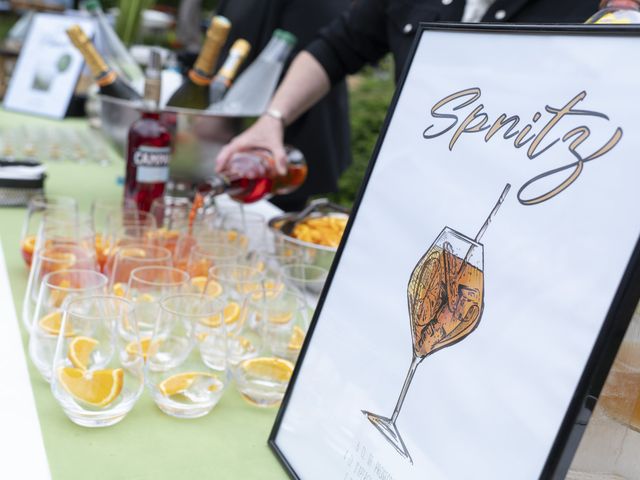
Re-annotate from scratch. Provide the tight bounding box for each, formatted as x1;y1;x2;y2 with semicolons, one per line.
216;51;330;174
215;0;388;174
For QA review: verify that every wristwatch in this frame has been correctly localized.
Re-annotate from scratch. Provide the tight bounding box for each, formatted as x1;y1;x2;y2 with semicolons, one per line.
264;108;287;128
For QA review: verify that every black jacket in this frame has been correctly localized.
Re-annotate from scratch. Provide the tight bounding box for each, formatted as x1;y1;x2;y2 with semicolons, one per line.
306;0;601;83
216;0;352;207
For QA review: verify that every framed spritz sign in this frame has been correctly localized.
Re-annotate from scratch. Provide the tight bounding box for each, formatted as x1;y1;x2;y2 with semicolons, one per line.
270;24;640;479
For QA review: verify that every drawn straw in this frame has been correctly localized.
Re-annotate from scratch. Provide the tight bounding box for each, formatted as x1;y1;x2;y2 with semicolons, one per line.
455;183;511;280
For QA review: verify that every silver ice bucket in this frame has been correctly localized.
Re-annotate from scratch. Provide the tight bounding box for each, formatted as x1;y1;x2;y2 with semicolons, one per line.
98;95;249;182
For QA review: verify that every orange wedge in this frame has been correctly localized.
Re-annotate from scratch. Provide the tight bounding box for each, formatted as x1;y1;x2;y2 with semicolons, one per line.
288;326;305;351
125;337;158;361
190;277;222;297
240;357;294;382
38;311;74;337
68;336;98;370
201;302;240;327
158;372;219;396
112;283;126;297
58;367;123;407
50;279;72;308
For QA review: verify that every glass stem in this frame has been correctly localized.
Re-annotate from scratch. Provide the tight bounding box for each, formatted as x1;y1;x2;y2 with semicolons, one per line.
390;355;421;423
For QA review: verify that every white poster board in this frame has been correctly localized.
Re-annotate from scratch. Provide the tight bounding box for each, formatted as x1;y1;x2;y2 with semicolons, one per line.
3;13;95;119
271;25;640;480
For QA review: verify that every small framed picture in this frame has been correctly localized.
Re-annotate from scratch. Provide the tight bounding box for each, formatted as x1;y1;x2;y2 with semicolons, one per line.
270;24;640;479
3;13;95;119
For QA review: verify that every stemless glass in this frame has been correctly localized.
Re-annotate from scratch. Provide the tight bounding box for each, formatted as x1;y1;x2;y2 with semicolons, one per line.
23;244;98;330
106;244;172;294
29;270;108;381
126;266;189;335
146;294;230;418
186;242;242;279
229;285;303;408
50;295;144;427
220;211;267;252
20;195;78;267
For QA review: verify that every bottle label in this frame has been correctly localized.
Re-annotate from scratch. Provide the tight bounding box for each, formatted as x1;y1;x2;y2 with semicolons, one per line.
133;146;171;183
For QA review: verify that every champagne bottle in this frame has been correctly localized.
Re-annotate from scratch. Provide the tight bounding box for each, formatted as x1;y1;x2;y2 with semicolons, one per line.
66;25;142;101
84;0;145;94
166;16;231;109
219;29;297;116
586;0;640;23
198;146;307;204
208;39;251;107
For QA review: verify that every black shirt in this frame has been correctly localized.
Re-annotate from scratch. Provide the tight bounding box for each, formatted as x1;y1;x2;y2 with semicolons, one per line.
306;0;600;84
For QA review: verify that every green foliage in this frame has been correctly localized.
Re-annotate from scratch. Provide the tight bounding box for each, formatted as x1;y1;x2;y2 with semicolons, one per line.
326;58;395;207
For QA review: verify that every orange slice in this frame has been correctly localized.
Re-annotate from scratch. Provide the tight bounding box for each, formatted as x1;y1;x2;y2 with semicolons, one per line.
58;367;123;407
21;235;36;254
201;302;240;327
190;277;222;297
158;372;219;396
38;311;74;337
125;337;158;360
68;336;98;370
50;279;72;308
288;326;305;351
240;357;294;382
112;283;126;297
119;247;147;258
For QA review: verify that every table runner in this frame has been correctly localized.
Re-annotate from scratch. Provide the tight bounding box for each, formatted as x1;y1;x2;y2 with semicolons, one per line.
0;109;287;479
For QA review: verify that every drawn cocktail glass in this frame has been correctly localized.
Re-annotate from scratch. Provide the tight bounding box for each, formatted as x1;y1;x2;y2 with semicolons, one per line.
362;185;509;463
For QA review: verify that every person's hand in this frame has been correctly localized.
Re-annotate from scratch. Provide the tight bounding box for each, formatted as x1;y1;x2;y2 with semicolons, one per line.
215;114;287;176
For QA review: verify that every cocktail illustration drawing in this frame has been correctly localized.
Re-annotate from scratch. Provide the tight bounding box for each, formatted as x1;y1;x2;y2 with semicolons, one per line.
362;184;511;464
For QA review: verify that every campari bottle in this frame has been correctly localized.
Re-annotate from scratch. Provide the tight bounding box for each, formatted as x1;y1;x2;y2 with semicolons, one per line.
125;50;172;212
198;147;307;204
586;0;640;23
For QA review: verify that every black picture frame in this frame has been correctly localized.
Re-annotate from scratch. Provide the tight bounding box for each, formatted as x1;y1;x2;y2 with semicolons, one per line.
269;23;640;480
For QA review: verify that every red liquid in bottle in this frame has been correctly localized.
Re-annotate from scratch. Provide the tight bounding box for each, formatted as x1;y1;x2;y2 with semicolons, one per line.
125;111;171;212
201;147;307;203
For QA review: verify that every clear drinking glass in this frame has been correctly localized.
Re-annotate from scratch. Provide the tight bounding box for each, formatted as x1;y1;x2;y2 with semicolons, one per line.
106;244;172;294
126;266;189;336
20;195;78;267
29;270;108;381
186;242;242;279
146;294;230;418
220;210;267;252
90;199;136;269
50;295;144;427
23;244;98;330
280;264;328;295
231;286;304;407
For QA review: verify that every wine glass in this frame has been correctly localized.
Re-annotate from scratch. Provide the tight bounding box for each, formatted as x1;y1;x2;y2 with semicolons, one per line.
362;185;509;463
220;211;267;252
106;244;173;294
186;242;242;279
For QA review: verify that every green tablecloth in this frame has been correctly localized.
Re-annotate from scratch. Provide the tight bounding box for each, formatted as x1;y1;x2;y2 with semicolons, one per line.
0;110;287;479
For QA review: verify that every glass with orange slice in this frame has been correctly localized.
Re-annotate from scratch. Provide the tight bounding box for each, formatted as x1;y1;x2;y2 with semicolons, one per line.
28;270;108;381
185;242;242;278
220;210;267;252
146;294;229;418
23;244;98;330
228;286;308;408
20;195;77;267
204;265;265;367
50;295;144;427
125;266;189;335
106;244;172;294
